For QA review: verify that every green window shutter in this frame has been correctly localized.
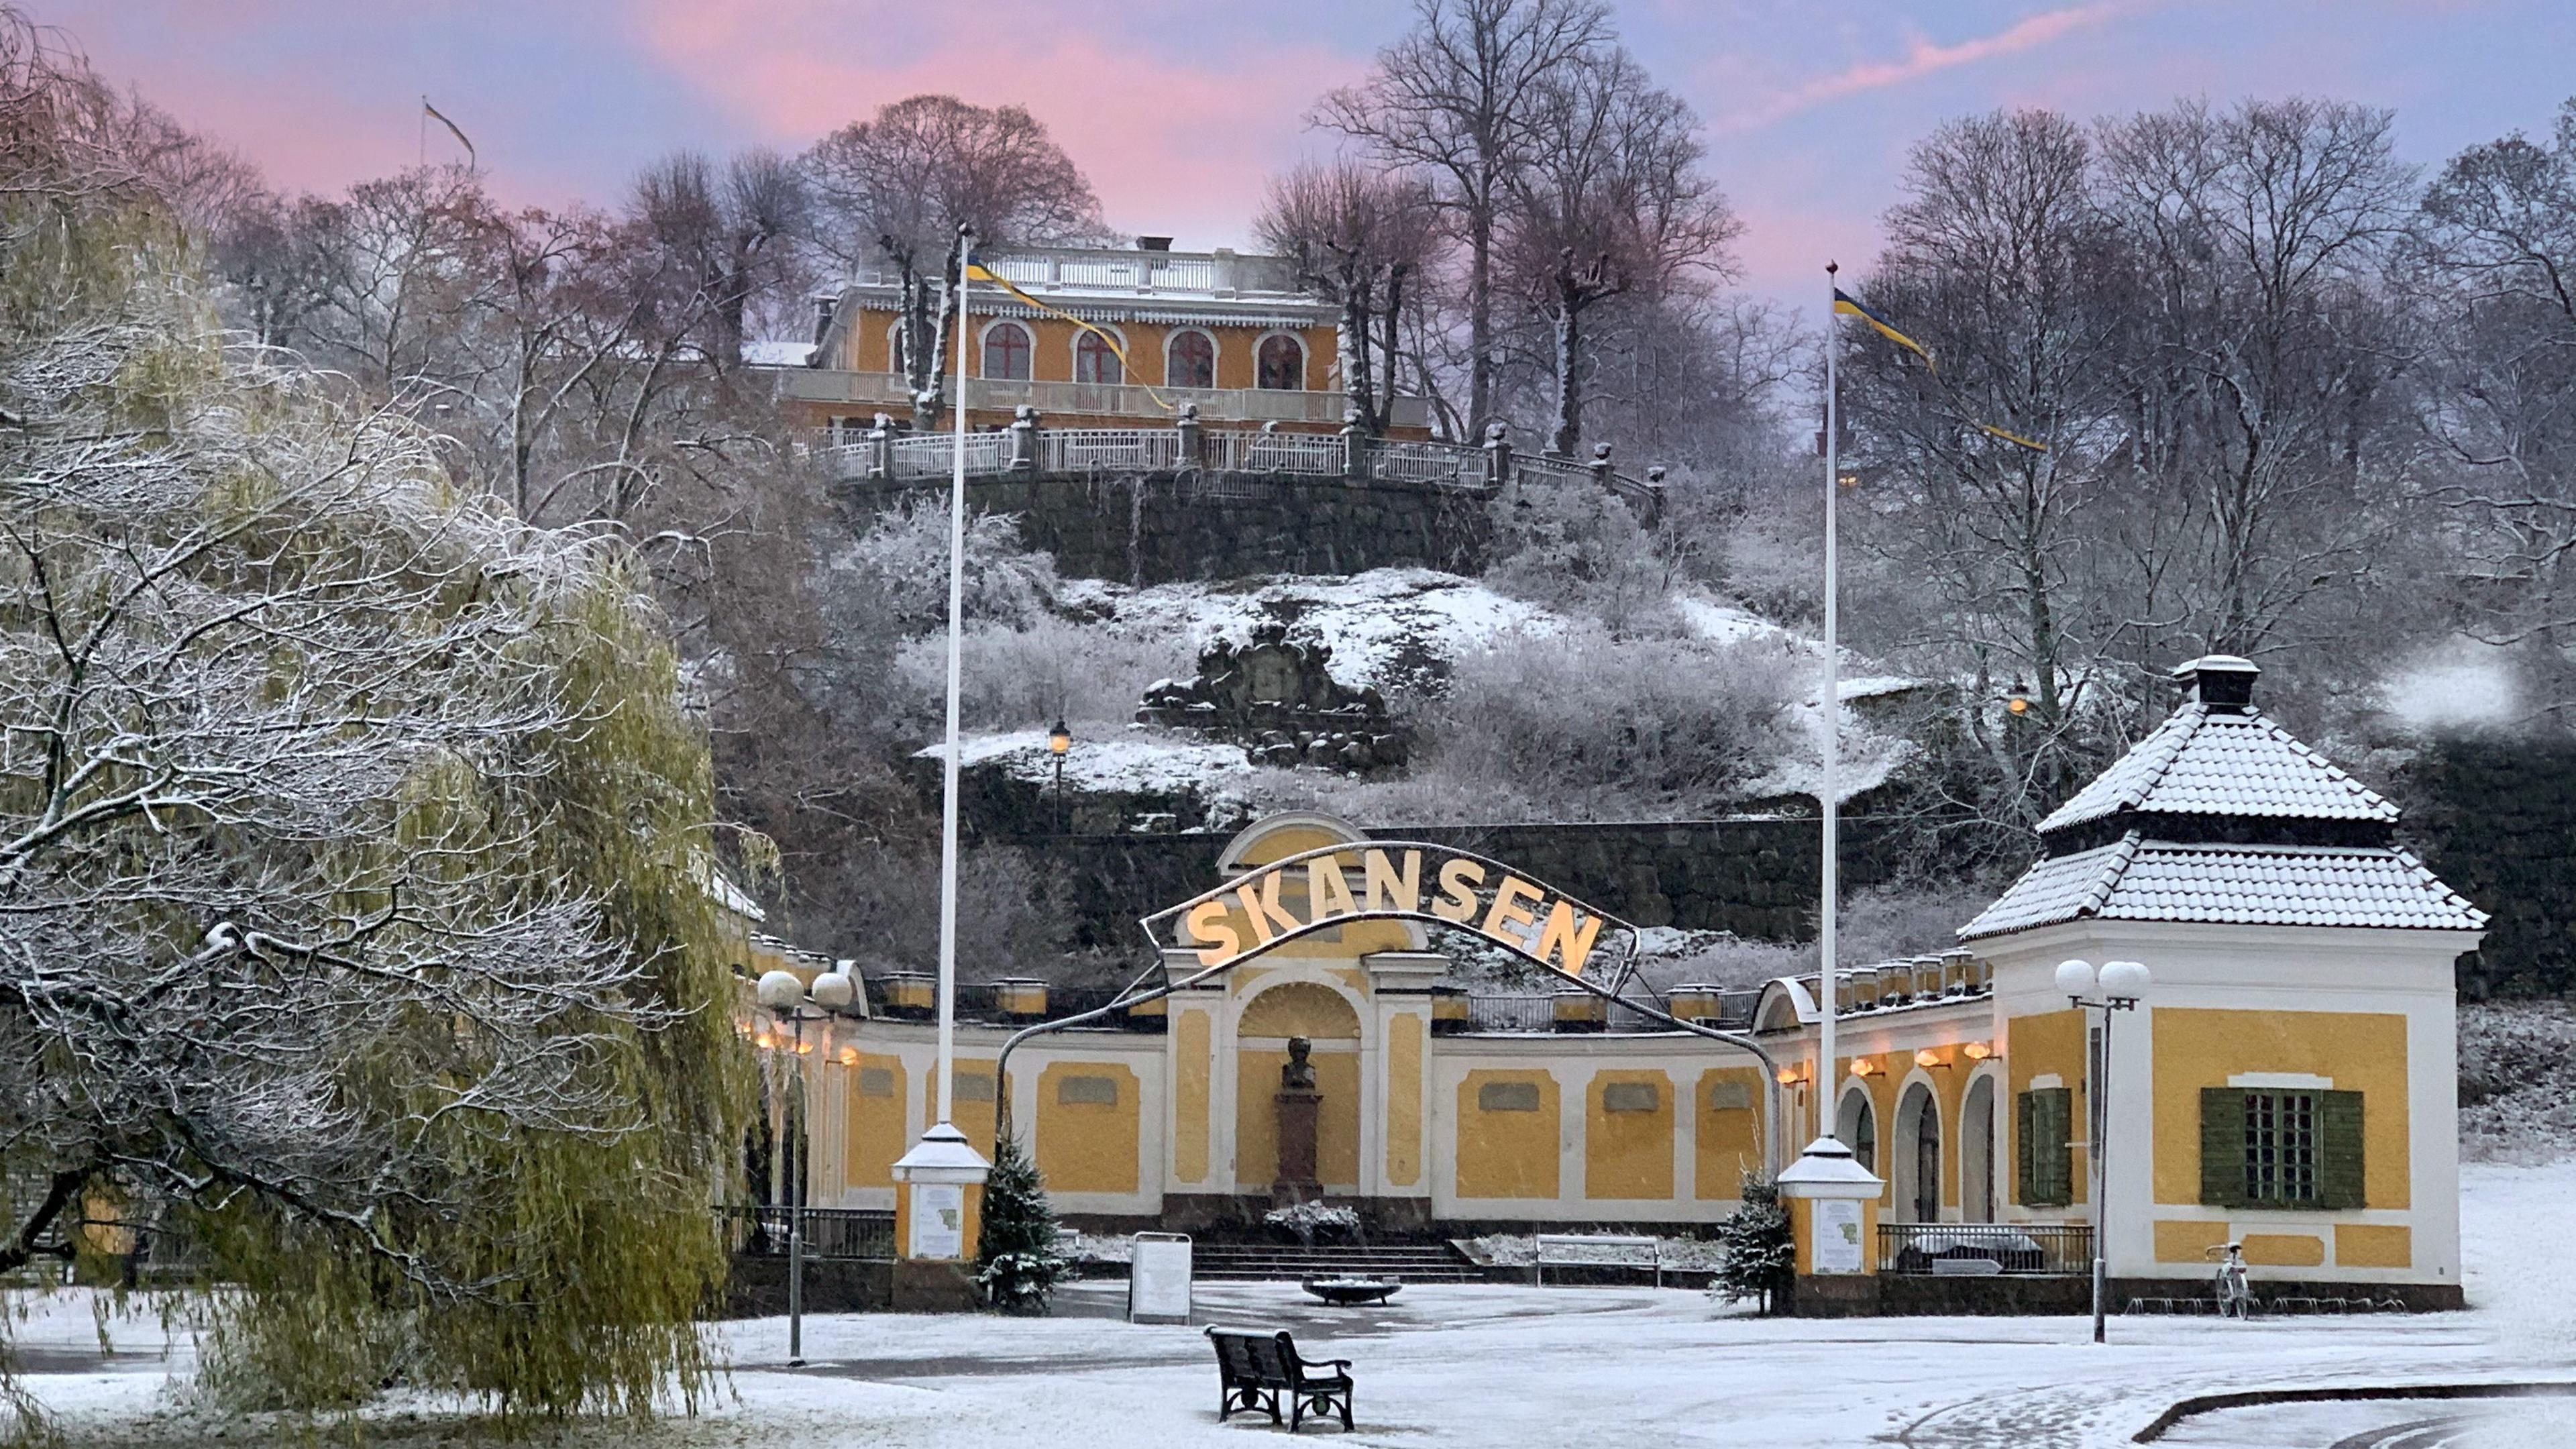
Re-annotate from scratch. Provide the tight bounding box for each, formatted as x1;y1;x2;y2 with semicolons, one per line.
2016;1087;2071;1207
2015;1091;2037;1205
2037;1087;2072;1205
2318;1090;2365;1210
2200;1087;2248;1208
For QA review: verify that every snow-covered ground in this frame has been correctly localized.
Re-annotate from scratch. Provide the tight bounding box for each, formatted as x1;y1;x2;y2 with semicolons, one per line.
15;1158;2576;1447
1060;568;1564;695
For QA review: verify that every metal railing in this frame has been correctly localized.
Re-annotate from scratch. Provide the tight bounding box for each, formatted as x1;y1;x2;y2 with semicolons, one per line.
1877;1222;2092;1275
1042;427;1181;473
1371;438;1485;484
816;422;1674;520
722;1205;897;1262
1460;995;1678;1034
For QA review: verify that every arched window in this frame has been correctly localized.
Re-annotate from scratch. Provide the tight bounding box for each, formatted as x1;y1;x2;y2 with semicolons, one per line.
1167;329;1216;389
1075;330;1122;384
1838;1086;1878;1175
982;321;1032;380
886;323;905;376
1256;333;1305;390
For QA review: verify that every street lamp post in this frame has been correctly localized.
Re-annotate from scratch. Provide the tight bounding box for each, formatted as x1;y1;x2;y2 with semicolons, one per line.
1048;718;1071;834
2055;957;2151;1344
754;967;855;1368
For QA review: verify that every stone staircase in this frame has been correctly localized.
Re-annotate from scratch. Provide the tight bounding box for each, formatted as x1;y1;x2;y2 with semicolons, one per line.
1188;1240;1483;1283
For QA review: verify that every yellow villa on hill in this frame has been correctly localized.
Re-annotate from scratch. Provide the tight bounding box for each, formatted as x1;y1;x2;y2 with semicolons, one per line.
765;239;1430;438
749;657;2481;1313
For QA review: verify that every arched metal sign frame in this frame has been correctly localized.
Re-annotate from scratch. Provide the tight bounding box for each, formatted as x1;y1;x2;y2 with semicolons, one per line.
991;841;1787;1173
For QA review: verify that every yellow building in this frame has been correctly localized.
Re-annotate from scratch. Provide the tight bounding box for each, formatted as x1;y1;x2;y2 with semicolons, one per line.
767;241;1428;437
780;657;2479;1310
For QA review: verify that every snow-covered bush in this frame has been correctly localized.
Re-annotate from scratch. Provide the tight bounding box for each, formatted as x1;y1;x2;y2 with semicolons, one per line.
2460;1002;2576;1163
892;614;1196;732
1420;624;1800;814
1264;1200;1362;1242
833;496;1059;636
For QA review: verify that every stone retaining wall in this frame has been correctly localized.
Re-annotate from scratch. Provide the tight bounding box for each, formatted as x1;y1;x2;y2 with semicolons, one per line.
841;470;1493;585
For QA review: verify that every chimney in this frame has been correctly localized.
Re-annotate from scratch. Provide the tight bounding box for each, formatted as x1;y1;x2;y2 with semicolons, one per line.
2172;654;2260;711
1136;235;1173;252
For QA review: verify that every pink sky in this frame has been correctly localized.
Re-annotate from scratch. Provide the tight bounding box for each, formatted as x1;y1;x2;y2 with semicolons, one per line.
39;0;2576;308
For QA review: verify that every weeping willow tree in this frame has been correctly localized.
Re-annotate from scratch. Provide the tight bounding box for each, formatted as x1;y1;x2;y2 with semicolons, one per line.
0;8;749;1430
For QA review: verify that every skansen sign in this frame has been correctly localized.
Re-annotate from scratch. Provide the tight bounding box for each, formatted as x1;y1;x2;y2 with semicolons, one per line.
1139;843;1634;978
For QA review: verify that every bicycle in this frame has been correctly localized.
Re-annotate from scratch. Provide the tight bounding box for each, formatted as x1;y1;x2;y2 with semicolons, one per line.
2206;1241;2253;1319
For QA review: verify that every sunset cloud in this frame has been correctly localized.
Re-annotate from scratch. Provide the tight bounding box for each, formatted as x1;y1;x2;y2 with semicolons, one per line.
1715;2;2140;134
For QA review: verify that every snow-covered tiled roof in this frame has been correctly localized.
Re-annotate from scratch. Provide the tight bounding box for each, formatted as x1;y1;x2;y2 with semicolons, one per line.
2036;704;2397;833
1959;834;2487;939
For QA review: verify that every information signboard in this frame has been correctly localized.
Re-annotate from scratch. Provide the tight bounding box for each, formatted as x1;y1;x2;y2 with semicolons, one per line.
910;1183;964;1260
1128;1232;1193;1324
1815;1199;1864;1274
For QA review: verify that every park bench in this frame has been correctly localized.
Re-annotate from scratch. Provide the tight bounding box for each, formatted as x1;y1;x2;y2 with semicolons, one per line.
1533;1233;1664;1287
1205;1326;1354;1432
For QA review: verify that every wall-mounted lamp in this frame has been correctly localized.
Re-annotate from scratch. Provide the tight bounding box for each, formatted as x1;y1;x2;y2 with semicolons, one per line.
1775;1066;1809;1087
837;1046;859;1068
1848;1057;1877;1077
1916;1048;1949;1070
1962;1041;1994;1062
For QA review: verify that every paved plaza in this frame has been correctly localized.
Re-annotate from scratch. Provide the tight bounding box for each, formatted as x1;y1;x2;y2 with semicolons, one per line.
15;1161;2576;1448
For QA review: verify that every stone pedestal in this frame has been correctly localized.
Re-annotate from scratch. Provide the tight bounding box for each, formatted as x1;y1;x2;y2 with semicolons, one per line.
1273;1085;1323;1203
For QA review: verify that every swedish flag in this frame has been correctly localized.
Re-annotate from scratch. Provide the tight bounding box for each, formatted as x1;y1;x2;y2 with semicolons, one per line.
1833;288;1931;364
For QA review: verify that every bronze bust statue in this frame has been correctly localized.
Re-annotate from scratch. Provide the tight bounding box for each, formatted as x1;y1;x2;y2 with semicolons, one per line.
1281;1035;1317;1091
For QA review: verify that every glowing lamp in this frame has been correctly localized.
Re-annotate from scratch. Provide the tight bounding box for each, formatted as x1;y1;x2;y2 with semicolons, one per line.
1848;1057;1876;1077
1049;719;1072;756
837;1046;859;1068
1916;1048;1947;1069
1962;1041;1994;1062
2005;680;2031;715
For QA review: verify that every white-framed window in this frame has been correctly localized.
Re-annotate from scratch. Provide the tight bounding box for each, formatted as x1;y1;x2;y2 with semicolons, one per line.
1166;328;1217;388
1256;331;1306;390
981;319;1032;380
1075;328;1124;384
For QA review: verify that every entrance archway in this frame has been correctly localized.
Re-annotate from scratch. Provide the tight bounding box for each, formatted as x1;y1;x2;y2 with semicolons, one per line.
1961;1075;1995;1222
1896;1082;1941;1223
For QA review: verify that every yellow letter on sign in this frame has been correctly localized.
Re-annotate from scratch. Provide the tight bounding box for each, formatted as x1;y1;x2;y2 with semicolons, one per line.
1186;898;1242;967
1362;848;1420;914
1534;899;1603;976
1481;876;1542;943
1309;857;1359;924
1432;859;1485;922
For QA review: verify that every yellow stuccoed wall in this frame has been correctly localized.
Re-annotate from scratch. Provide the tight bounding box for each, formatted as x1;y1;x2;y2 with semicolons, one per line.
1034;1061;1140;1194
840;309;1336;394
842;1051;908;1190
1694;1066;1768;1197
1173;1008;1212;1185
2154;1218;2233;1265
2008;1008;2090;1207
2337;1223;2413;1269
2149;1008;2410;1209
1456;1069;1560;1199
1585;1070;1676;1200
1386;1013;1425;1189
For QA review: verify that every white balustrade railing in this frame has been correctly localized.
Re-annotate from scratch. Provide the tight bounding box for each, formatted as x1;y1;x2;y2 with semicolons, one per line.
886;431;1012;480
1041;428;1179;474
820;425;1656;500
1369;439;1484;485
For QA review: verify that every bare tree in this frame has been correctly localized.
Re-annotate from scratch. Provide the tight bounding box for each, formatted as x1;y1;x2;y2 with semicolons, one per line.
800;95;1105;429
2416;97;2576;714
1498;46;1738;456
1256;160;1438;433
634;148;808;383
2098;97;2422;658
1843;109;2141;830
1314;0;1613;441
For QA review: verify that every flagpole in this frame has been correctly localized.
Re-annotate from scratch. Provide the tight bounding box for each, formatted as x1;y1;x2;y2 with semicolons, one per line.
934;223;973;1132
1819;260;1841;1137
